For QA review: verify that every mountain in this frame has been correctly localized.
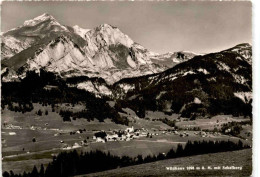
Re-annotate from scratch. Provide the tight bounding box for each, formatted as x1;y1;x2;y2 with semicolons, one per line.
223;43;252;64
1;13;70;59
150;51;200;68
1;14;252;119
1;13;252;120
1;14;198;84
71;25;91;39
112;43;252;118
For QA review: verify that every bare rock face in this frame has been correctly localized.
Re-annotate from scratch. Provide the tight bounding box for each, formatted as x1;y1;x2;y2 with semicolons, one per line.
1;13;198;86
1;13;69;60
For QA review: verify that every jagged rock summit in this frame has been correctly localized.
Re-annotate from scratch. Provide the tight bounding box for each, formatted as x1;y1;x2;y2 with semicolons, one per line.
1;13;198;84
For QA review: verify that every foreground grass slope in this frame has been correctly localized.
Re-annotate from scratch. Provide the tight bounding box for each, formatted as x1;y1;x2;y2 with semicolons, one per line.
81;149;251;177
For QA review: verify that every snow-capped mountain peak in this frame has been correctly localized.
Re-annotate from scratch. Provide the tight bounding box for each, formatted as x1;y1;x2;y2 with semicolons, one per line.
72;25;91;39
22;13;68;32
98;23;117;29
23;13;56;26
1;13;72;60
90;23;134;48
1;13;202;86
180;51;203;56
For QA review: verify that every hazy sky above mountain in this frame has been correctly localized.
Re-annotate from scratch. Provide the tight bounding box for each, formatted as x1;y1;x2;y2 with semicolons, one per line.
1;1;251;54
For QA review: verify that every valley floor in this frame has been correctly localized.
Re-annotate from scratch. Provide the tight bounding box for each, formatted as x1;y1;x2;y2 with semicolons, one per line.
1;104;252;175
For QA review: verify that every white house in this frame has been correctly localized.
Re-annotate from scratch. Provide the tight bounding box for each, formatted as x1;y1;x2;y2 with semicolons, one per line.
96;137;105;143
9;132;16;135
106;134;119;141
125;126;134;133
72;142;81;148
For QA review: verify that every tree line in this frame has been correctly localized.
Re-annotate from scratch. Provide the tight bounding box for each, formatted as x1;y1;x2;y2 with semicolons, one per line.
3;140;250;177
1;69;128;125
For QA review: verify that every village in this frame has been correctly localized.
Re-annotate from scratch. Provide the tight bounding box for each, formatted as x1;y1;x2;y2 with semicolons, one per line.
93;126;149;143
1;111;252;176
58;125;233;150
1;109;252;160
2;121;232;153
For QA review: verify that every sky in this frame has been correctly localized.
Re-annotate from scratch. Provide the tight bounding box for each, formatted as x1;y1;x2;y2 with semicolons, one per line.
1;1;252;54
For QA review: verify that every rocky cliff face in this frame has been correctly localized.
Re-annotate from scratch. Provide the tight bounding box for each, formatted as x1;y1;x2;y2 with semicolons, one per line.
1;14;197;85
1;13;70;60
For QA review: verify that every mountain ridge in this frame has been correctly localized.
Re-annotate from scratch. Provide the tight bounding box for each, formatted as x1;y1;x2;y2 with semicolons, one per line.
1;13;199;84
1;14;252;119
110;43;252;118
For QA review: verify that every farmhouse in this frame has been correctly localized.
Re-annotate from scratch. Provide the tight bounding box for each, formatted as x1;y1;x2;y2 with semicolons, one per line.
80;140;88;146
5;124;22;130
106;134;119;141
72;142;81;148
140;132;148;137
125;126;134;133
9;132;16;135
96;137;105;143
173;131;179;135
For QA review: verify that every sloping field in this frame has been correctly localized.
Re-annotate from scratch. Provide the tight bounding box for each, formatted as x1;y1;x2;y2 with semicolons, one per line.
79;149;252;177
176;115;250;130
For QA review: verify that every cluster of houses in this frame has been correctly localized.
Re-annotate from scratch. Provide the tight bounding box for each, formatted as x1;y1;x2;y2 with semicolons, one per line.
179;132;189;137
30;125;46;131
93;126;154;143
91;126;226;143
159;129;189;137
31;125;60;132
60;139;88;150
2;123;22;130
194;131;207;137
165;129;223;138
194;131;222;138
69;128;86;135
2;122;62;133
